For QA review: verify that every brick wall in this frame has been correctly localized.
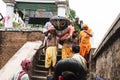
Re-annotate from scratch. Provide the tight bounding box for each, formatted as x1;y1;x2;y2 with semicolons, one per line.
0;30;44;69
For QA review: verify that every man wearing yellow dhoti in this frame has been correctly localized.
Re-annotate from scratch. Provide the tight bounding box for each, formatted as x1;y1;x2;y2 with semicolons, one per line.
41;25;58;78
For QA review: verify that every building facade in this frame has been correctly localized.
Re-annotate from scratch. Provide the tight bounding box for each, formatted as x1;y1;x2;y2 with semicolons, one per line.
3;0;70;27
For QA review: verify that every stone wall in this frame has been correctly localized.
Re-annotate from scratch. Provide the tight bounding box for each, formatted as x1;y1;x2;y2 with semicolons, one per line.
93;13;120;80
0;30;44;69
95;38;120;80
88;48;96;80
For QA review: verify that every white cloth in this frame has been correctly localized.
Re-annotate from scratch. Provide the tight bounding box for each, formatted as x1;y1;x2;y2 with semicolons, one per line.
72;53;87;71
43;28;48;33
44;21;52;29
12;71;29;80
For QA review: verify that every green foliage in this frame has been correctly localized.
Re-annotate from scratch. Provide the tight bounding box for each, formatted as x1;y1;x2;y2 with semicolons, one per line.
0;22;3;28
13;22;21;29
69;9;76;21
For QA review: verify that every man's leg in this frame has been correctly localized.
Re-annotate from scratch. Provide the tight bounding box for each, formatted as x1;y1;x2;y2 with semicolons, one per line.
48;67;52;76
47;66;53;80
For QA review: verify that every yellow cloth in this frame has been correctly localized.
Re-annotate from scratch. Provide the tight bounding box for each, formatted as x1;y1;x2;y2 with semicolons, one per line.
62;46;73;59
45;46;57;68
79;29;92;57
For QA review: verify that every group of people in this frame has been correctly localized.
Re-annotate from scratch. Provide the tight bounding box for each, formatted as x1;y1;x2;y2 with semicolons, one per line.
13;9;25;28
12;16;93;80
53;45;87;80
36;16;93;80
0;9;25;29
61;17;93;62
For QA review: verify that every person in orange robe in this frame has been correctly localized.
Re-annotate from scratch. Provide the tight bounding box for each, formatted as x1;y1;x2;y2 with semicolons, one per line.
79;23;93;61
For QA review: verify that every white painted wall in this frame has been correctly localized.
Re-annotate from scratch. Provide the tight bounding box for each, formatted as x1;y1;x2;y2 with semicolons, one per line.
57;6;66;17
5;3;14;28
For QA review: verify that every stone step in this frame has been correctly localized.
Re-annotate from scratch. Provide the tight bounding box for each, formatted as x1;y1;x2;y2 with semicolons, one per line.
35;64;55;72
33;69;54;76
33;70;48;76
31;75;46;80
38;60;45;65
31;48;62;80
40;54;45;60
35;65;47;71
40;54;61;61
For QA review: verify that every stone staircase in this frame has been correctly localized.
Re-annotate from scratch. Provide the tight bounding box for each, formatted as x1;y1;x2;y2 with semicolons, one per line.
30;49;62;80
30;48;95;80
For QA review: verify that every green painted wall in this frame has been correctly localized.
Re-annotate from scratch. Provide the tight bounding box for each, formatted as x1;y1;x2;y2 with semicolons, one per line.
15;2;57;12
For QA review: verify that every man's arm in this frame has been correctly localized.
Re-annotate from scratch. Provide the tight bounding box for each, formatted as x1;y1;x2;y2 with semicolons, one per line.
83;30;93;37
34;37;47;50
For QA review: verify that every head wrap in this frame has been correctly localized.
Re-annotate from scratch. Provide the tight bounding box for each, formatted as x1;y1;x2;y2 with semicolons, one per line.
44;21;52;28
82;23;88;28
21;59;31;73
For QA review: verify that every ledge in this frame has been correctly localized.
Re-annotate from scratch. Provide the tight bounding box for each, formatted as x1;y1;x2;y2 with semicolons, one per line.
0;28;43;32
15;0;56;3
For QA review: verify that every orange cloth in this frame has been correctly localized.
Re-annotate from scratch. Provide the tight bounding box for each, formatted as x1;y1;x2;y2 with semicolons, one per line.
79;29;92;58
62;45;73;59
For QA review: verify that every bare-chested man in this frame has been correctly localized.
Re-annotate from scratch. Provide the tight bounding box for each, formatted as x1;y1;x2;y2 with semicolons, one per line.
39;26;58;79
